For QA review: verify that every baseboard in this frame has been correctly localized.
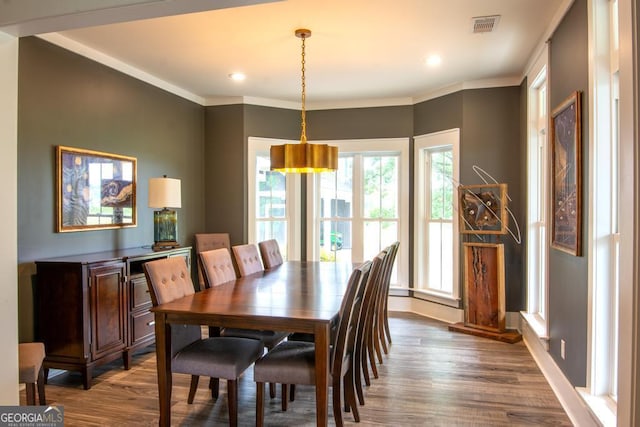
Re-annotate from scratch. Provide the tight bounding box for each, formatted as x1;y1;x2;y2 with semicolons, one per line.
520;315;601;427
389;296;521;330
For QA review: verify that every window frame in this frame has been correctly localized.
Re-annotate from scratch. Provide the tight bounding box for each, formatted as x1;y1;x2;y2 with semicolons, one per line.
413;129;460;306
248;136;301;260
524;46;550;339
306;138;409;287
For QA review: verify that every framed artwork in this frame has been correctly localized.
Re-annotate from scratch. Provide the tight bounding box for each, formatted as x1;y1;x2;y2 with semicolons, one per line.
458;183;508;234
56;146;137;232
463;242;505;333
550;91;582;256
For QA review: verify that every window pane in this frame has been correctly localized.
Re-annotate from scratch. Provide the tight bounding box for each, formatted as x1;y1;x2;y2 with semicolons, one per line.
363;221;398;261
256;155;286;219
427;222;452;292
364;156;398;218
319;220;351;263
320;157;353;219
430;151;453;220
256;220;288;259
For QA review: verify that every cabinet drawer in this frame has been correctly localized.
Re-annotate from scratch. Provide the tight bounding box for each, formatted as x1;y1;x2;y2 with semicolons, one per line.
131;276;152;310
131;311;155;344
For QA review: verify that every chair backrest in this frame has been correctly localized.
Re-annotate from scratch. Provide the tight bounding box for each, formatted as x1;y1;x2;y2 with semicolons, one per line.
194;233;232;289
355;250;387;357
232;244;264;277
143;256;195;306
331;260;372;374
199;248;237;288
376;241;399;310
143;256;200;357
258;239;283;269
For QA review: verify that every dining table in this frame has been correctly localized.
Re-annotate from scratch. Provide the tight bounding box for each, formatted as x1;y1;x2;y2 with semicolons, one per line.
150;260;356;426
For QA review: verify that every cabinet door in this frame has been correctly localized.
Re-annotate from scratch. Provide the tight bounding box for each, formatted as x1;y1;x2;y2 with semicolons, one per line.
89;263;127;360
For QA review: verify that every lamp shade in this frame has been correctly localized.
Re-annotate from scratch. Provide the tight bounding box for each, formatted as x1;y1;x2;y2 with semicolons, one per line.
148;177;181;208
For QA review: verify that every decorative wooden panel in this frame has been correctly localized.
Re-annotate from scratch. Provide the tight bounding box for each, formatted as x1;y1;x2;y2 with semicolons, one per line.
463;242;505;332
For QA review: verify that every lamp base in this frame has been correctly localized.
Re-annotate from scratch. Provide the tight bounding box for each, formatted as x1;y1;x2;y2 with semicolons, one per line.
152;241;180;251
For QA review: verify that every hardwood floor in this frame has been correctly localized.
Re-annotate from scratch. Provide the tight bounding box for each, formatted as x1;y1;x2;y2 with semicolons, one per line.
28;313;572;426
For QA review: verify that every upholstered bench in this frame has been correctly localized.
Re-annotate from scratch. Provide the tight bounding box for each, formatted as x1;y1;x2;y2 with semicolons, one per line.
19;342;46;405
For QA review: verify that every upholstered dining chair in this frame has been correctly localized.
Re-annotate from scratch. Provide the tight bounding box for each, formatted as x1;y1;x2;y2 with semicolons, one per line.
199;248;289;398
232;243;264;276
19;342;46;405
143;256;263;426
194;233;232;290
258;239;283;269
254;260;372;427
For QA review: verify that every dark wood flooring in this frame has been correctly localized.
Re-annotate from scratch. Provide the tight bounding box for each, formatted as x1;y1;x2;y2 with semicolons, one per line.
26;312;572;426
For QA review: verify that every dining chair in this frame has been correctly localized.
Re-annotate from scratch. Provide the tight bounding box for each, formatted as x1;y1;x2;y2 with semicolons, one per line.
254;260;372;427
357;248;389;390
19;342;46;405
199;247;289;398
353;251;386;405
143;256;264;426
232;243;264;276
194;233;232;290
258;239;283;269
376;241;400;353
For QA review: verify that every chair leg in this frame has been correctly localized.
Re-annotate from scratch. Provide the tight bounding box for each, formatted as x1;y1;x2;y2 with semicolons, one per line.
361;345;371;386
227;379;238;427
281;384;288;411
367;334;379;379
354;347;365;405
209;377;219;398
25;383;36;405
37;365;46;405
383;312;392;345
372;315;384;364
269;382;276;399
187;375;199;404
344;370;360;422
256;382;264;427
332;377;344;427
289;384;295;401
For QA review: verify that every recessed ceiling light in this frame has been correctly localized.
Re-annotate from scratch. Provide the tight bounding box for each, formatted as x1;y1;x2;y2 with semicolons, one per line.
426;55;442;67
228;72;246;81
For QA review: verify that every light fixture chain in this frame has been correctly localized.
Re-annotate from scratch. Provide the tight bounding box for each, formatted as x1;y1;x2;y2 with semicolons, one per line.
300;35;307;143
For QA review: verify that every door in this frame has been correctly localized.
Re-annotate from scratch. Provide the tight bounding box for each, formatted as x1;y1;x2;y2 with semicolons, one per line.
89;262;127;360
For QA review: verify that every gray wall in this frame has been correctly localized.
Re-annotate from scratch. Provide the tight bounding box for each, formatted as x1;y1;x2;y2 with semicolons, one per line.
548;0;589;386
203;104;299;246
17;36;205;341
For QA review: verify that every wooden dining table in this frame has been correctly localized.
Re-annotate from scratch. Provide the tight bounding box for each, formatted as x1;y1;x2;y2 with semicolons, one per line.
150;260;356;426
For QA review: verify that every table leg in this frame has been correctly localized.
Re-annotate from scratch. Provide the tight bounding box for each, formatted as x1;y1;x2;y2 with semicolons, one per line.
155;313;172;427
314;322;330;426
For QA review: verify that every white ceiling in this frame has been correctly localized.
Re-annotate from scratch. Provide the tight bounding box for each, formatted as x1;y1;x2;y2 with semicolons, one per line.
33;0;569;108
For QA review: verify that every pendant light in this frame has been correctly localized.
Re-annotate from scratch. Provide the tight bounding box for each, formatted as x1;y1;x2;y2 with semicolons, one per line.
270;29;338;173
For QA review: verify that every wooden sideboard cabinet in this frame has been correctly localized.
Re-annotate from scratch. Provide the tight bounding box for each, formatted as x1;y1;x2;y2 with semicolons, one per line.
35;246;191;389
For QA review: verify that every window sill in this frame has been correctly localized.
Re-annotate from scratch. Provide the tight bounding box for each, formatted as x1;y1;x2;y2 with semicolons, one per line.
576;388;616;427
521;311;549;340
411;289;460;308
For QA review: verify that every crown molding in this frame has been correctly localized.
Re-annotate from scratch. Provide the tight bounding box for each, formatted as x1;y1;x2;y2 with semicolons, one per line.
37;32;206;105
38;33;526;111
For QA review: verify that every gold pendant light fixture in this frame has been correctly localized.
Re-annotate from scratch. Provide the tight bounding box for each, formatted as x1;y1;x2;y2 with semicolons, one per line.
270;29;338;173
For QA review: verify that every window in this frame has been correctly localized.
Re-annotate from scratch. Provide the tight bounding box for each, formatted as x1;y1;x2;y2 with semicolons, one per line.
414;129;460;304
307;138;409;287
248;137;301;260
525;47;549;338
579;0;620;424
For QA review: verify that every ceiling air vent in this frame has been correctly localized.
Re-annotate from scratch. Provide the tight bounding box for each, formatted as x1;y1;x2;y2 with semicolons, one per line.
472;15;501;33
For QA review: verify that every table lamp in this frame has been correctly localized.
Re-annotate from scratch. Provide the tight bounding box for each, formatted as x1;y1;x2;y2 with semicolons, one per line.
148;175;181;250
